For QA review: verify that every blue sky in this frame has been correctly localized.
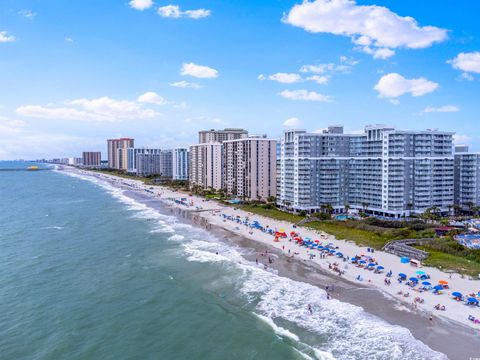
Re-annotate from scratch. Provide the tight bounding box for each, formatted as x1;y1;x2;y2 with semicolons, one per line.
1;0;480;159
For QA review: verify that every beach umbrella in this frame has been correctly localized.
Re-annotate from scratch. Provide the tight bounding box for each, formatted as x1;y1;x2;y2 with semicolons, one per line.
367;263;375;267
377;266;384;270
433;285;443;291
315;240;320;243
409;277;419;282
438;280;448;285
336;252;343;257
467;297;479;304
451;292;462;298
359;260;366;264
415;270;426;275
329;249;336;253
398;273;407;278
422;281;431;286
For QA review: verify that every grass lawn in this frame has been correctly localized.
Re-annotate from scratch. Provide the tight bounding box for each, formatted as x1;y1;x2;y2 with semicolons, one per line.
237;205;305;223
304;221;391;249
416;248;480;277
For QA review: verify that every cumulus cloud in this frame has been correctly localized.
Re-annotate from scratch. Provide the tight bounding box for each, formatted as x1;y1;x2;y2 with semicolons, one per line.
19;9;37;19
169;81;202;89
283;117;301;127
374;73;439;99
259;72;303;84
158;5;211;19
448;52;480;78
129;0;154;11
181;62;218;78
306;75;329;84
279;89;333;102
0;31;16;43
16;95;162;122
284;0;447;59
137;91;167;105
422;105;459;113
453;134;471;145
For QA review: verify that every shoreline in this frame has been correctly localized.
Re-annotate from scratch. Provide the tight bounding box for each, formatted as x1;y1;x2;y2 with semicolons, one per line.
66;168;480;359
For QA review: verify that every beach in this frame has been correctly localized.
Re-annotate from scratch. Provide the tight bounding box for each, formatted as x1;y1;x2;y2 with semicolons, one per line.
66;167;480;359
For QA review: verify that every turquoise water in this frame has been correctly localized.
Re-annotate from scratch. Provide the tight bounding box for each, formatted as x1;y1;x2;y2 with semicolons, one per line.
0;162;446;359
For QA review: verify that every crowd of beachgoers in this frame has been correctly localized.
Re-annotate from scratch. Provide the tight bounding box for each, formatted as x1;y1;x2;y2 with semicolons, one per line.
79;170;480;330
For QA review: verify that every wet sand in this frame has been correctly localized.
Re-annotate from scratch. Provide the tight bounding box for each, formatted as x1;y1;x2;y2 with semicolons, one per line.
133;192;480;360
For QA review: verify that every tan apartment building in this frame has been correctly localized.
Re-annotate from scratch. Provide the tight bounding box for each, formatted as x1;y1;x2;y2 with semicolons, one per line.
107;138;134;169
223;137;277;201
189;142;223;190
198;128;248;144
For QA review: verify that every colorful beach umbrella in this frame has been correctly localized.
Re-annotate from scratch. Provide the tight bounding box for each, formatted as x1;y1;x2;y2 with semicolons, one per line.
415;270;426;275
377;266;384;270
438;280;448;285
451;292;462;298
409;277;419;282
467;297;479;304
422;281;431;286
398;273;407;278
433;285;443;291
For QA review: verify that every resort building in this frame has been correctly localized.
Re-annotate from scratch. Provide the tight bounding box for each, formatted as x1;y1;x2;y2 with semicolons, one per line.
136;150;173;177
189;143;223;190
68;157;83;166
173;148;189;181
107;138;134;169
198;128;248;144
126;148;162;173
277;125;454;217
82;152;101;167
223;136;277;201
454;145;480;209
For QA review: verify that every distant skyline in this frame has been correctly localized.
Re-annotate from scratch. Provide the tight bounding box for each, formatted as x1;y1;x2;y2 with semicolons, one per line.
1;0;480;159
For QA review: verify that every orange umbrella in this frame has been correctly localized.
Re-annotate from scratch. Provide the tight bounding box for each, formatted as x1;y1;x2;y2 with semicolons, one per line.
438;280;448;285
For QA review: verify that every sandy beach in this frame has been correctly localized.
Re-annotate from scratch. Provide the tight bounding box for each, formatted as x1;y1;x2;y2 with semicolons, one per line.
70;168;480;358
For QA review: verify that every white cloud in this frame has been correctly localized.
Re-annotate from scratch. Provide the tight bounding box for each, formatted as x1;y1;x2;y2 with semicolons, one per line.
422;105;459;113
158;5;211;19
374;73;439;98
300;63;334;74
260;72;302;84
137;91;167;105
283;117;301;127
65;37;74;43
448;52;480;75
0;31;16;43
284;0;447;59
19;9;37;19
17;95;161;122
279;89;333;102
453;134;471;145
300;56;357;76
184;116;222;124
129;0;154;11
307;75;329;84
181;62;218;78
460;72;474;81
169;80;202;89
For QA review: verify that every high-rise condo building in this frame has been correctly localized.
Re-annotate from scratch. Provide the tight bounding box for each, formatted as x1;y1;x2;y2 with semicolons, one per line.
189;143;223;190
127;148;162;173
278;125;454;217
107;138;134;169
82;152;101;167
173;148;189;180
223;137;277;201
198;128;248;144
454;145;480;209
136;150;173;177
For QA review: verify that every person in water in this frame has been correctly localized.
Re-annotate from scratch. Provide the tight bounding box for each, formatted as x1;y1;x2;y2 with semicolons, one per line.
307;304;313;314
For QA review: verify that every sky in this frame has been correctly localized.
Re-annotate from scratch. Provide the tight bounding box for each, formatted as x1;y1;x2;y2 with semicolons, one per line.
1;0;480;159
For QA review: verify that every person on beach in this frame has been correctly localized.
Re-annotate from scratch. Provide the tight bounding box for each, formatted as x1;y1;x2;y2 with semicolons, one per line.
308;304;313;315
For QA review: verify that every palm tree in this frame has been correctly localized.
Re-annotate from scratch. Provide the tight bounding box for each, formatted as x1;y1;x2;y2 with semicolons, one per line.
344;203;350;214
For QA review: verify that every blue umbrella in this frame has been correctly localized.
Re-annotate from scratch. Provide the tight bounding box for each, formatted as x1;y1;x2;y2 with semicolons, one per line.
467;297;479;304
377;266;384;270
451;292;462;298
433;285;443;291
359;260;366;264
409;277;419;282
398;273;407;278
415;270;426;275
367;263;375;267
330;249;336;253
336;252;343;257
422;281;431;286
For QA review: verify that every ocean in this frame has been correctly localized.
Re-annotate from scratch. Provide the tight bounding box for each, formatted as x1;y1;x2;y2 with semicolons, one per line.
0;162;447;360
